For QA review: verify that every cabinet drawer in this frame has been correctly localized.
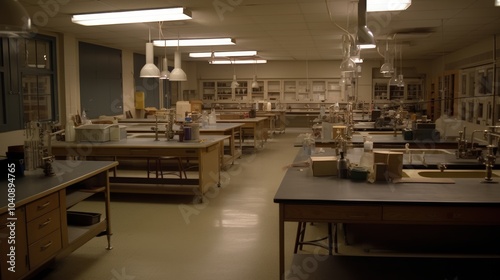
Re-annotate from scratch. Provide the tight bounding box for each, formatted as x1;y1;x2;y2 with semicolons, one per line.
26;192;59;221
283;204;382;222
28;229;62;268
383;206;500;224
27;209;61;244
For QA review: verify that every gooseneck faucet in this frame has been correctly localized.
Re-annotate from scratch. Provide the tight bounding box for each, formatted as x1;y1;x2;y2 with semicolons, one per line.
483;125;500;183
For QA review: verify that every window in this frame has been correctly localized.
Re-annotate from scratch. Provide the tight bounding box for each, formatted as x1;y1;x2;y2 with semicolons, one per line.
0;35;57;132
19;36;57;123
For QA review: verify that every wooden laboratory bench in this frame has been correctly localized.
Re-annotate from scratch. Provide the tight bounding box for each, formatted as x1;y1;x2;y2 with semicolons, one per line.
274;150;500;279
51;135;228;200
216;117;269;150
123;122;244;167
0;160;117;280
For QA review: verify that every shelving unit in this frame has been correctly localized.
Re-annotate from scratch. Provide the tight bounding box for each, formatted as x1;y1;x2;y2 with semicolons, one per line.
372;78;424;107
199;78;341;105
0;161;117;280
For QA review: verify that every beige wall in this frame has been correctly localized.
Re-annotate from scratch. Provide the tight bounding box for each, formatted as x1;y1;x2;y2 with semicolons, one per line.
1;34;497;154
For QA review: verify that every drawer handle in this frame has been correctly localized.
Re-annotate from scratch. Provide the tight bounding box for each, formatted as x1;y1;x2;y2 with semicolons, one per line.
37;201;51;210
39;218;52;228
41;241;53;250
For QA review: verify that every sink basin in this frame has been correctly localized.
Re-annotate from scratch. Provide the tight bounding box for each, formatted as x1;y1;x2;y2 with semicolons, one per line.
389;148;454;155
417;171;498;178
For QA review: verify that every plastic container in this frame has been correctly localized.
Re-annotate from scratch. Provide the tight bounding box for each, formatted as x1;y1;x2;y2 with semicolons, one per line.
176;101;191;121
363;136;373;152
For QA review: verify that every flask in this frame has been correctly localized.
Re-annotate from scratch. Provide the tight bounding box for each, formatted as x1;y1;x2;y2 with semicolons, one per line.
337;151;348;179
363;136;373;152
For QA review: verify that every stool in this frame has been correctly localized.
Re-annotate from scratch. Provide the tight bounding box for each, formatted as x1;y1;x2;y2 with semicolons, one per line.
147;156;186;179
294;222;335;255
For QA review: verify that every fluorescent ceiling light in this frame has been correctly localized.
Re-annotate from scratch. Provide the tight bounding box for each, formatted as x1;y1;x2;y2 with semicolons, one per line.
189;51;257;58
72;7;192;26
367;0;411;12
154;38;235;47
496;0;500;6
210;60;267;64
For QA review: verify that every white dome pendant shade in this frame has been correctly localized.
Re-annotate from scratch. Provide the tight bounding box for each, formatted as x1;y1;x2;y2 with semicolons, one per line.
159;56;170;80
251;75;259;88
169;51;187;81
231;74;240;89
140;42;160;78
0;0;31;37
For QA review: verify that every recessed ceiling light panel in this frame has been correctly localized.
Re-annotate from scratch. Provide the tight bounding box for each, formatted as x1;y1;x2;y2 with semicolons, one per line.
72;7;192;26
153;38;235;47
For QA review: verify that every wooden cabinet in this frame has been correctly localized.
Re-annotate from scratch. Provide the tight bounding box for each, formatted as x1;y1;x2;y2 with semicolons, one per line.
0;161;116;280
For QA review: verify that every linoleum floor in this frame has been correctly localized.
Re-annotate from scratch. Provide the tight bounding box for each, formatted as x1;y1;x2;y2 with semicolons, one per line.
39;128;312;280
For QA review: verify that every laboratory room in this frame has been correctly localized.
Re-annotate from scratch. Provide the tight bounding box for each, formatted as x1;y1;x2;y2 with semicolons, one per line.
1;0;500;279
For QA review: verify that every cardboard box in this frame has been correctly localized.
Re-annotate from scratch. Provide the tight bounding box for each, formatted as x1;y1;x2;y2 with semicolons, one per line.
310;156;338;176
373;151;403;179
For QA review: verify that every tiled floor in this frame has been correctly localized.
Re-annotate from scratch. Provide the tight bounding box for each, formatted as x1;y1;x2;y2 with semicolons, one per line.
39;128;314;280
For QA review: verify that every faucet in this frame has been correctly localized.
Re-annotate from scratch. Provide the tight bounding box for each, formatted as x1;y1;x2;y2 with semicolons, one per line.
470;129;488;150
437;163;447;172
482;126;500;182
405;143;412;164
153;115;160;141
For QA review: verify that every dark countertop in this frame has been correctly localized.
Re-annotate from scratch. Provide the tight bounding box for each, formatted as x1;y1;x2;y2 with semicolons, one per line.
0;160;118;211
274;149;500;205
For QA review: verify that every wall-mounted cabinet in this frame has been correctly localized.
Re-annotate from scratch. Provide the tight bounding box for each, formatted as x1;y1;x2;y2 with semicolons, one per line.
454;65;499;125
372;78;424;105
199;78;341;104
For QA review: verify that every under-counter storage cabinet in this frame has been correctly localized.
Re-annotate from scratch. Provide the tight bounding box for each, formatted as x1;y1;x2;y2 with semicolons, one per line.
0;160;117;280
25;193;62;269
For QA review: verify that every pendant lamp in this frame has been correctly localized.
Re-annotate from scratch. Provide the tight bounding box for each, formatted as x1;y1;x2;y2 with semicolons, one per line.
169;51;187;81
140;28;160;78
159;23;170;80
159;56;170;80
251;58;259;88
251;75;259;89
357;0;376;49
0;0;31;37
170;31;187;81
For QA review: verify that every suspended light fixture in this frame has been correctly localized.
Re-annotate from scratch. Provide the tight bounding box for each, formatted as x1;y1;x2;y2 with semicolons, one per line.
190;51;257;58
140;27;160;78
367;0;412;12
380;40;394;74
340;35;356;73
153;38;235;47
169;33;187;81
251;57;260;89
231;59;240;89
210;59;267;64
159;56;170;80
0;0;31;37
357;0;376;49
72;7;192;26
397;45;405;87
159;23;170;80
